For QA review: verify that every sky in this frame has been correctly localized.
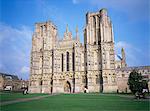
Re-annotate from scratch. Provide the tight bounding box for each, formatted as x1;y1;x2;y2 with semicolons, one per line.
0;0;149;80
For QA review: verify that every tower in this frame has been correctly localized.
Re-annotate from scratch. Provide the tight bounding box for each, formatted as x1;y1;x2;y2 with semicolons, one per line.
29;21;57;93
84;8;117;92
121;48;127;67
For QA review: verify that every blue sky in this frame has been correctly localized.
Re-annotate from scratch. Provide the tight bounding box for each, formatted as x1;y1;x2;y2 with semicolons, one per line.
0;0;149;80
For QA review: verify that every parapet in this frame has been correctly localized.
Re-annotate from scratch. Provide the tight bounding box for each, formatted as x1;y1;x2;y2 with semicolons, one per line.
34;21;57;33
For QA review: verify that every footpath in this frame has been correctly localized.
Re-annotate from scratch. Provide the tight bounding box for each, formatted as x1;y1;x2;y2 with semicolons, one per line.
0;94;57;106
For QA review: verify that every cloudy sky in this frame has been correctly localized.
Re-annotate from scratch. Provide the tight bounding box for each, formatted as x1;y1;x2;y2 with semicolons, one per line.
0;0;149;80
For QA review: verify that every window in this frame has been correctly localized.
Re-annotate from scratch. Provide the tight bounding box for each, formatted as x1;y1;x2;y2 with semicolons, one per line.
96;76;99;84
122;74;125;77
40;80;42;85
41;26;43;36
104;76;108;83
66;52;69;71
112;77;116;83
61;54;64;72
5;76;12;79
84;44;86;49
93;16;96;27
72;52;75;71
117;65;120;68
82;76;86;83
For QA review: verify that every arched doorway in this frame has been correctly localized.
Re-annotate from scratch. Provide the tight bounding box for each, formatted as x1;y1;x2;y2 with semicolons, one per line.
64;81;71;93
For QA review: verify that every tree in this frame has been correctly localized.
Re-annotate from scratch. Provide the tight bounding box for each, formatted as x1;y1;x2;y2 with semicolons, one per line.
128;70;148;99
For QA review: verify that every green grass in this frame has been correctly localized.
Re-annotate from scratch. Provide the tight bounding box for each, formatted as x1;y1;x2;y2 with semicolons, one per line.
1;93;149;111
0;92;48;102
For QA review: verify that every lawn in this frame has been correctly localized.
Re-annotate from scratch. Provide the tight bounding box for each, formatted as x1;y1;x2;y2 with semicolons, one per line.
0;92;48;102
1;93;149;111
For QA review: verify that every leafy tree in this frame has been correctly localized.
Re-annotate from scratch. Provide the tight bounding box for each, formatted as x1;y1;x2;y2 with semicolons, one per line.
128;70;148;98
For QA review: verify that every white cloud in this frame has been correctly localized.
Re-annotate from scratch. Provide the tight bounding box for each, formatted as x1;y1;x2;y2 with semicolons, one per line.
115;41;142;54
0;23;32;80
20;66;30;74
115;41;135;63
115;41;131;49
0;63;2;69
115;41;148;66
72;0;78;4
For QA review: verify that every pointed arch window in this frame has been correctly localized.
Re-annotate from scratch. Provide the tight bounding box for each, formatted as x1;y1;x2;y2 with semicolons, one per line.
96;75;99;84
61;54;64;72
66;52;69;71
72;52;75;71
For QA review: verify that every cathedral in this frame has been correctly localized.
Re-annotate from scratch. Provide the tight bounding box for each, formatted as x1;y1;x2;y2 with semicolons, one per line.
29;8;150;93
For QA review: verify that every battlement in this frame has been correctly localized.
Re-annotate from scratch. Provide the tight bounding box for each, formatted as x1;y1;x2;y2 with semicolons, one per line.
34;21;57;34
86;8;108;18
100;8;108;16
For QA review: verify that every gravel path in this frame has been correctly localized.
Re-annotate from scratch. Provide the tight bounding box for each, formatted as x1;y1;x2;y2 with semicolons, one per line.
0;94;57;106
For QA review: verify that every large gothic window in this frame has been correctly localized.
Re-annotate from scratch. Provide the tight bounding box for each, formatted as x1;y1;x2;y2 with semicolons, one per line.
66;52;69;71
61;54;64;72
93;16;96;27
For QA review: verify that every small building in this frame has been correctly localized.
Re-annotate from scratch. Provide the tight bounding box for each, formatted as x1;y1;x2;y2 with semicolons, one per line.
116;66;150;93
0;73;28;91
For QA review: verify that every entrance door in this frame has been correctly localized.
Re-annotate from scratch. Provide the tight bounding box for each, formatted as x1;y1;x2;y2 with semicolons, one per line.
64;81;71;93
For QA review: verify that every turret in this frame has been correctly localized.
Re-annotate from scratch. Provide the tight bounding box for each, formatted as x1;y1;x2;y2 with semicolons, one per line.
64;24;72;40
76;25;79;40
66;24;69;33
100;8;108;16
121;48;127;67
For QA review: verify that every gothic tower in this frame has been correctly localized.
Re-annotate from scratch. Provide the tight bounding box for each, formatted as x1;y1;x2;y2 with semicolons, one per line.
29;21;57;93
84;8;118;92
121;48;127;68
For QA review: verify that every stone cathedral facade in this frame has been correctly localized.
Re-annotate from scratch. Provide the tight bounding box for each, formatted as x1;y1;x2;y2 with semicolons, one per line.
29;9;149;93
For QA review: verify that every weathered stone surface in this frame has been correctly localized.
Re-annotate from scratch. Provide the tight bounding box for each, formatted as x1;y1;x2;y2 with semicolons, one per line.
29;9;150;93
